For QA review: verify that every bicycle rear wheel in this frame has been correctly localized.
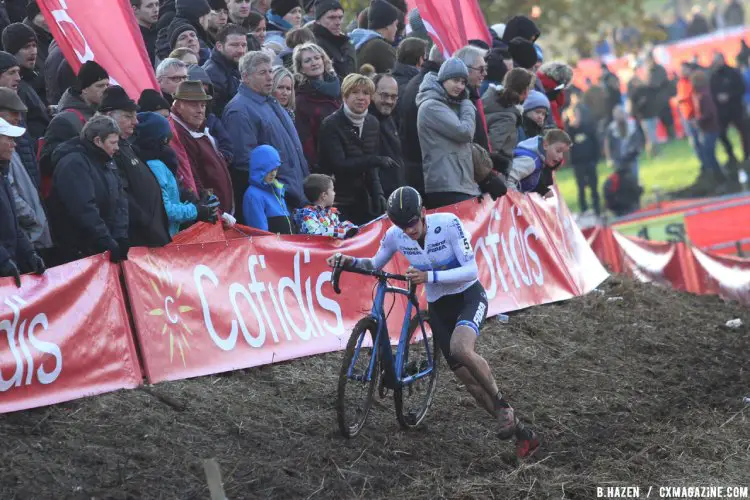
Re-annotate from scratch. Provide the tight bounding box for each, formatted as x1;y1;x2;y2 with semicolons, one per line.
394;312;439;429
337;318;379;438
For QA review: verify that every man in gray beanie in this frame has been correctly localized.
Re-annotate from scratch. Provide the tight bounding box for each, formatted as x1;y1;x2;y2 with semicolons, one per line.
349;0;399;73
310;0;356;78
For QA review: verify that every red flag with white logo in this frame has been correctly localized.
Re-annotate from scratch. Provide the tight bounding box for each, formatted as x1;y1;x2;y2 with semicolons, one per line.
38;0;158;98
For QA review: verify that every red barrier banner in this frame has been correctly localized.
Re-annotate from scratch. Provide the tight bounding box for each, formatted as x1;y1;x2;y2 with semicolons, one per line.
588;226;750;306
39;0;159;98
691;248;750;305
123;192;608;384
0;257;142;414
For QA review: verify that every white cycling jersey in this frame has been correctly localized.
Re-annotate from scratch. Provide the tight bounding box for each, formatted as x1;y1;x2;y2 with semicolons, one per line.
352;213;479;302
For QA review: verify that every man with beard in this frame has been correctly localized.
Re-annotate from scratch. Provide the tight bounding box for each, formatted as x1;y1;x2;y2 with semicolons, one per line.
2;23;48;141
203;23;247;116
369;73;404;197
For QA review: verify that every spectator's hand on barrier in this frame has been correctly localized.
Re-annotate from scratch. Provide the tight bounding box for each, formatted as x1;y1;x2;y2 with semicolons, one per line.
344;227;359;239
326;254;355;267
480;173;508;201
195;203;219;223
221;212;236;228
405;267;428;285
110;239;130;263
0;258;22;287
27;253;46;275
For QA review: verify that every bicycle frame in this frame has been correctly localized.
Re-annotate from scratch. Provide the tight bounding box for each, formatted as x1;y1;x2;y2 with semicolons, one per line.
347;278;435;388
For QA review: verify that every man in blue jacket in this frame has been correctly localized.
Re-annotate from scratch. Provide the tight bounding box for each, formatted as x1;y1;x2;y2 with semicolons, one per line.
222;50;308;223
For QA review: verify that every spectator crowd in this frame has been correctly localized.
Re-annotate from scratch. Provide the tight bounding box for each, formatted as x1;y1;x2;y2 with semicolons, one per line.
23;0;748;286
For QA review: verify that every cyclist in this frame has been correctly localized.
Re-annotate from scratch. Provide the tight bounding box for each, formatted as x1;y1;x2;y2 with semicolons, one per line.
327;186;539;457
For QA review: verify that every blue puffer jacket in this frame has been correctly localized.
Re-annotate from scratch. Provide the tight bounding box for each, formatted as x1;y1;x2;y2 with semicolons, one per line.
146;159;197;237
243;145;293;234
510;136;545;193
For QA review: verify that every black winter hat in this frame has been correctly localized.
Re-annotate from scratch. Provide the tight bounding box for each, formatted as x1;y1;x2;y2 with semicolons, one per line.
271;0;301;17
99;85;139;113
368;0;399;31
486;48;510;85
76;60;109;90
26;0;41;20
315;0;343;20
208;0;227;10
509;36;537;70
2;23;37;56
175;0;211;20
0;51;19;74
169;21;197;49
138;88;171;113
502;15;540;43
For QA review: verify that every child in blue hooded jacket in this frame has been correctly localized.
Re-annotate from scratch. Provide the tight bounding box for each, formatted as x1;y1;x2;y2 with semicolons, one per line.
243;145;294;234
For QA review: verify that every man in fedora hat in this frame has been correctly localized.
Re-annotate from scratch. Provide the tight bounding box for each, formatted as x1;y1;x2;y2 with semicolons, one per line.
99;85;171;248
170;79;233;214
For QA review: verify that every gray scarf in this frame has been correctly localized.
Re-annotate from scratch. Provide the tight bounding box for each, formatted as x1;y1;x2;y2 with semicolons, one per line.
343;103;367;136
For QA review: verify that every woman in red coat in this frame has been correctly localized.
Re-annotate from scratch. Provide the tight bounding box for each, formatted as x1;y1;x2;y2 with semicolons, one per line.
293;42;342;172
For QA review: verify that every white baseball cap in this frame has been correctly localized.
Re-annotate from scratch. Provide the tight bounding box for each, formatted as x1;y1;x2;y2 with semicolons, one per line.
0;117;26;138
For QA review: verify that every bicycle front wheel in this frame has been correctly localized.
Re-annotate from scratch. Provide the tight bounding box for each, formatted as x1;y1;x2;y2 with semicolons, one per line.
394;312;439;430
337;318;379;438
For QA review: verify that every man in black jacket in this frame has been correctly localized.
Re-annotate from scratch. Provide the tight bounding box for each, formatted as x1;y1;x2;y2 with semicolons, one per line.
202;23;246;117
23;1;51;86
370;73;404;198
399;44;442;196
39;60;109;186
99;86;171;248
43;40;75;105
391;36;426;124
48;116;130;263
0;116;44;286
1;23;48;140
310;1;356;79
710;53;749;166
132;0;160;66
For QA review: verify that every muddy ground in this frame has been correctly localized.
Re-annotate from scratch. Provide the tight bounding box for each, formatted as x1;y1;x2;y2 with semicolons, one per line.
1;277;749;499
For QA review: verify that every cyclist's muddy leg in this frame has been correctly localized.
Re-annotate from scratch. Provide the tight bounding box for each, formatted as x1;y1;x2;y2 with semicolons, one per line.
449;326;500;405
453;366;495;417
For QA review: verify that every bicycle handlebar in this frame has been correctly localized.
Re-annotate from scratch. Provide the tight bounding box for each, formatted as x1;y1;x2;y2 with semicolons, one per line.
330;253;410;295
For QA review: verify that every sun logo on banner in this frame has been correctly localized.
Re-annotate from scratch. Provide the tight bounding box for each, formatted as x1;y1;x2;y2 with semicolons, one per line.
144;256;195;367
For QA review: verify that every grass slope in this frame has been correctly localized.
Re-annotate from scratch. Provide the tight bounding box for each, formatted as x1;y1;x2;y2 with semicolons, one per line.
556;136;741;214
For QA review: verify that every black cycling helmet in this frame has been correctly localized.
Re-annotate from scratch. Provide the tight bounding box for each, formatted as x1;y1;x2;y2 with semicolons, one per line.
387;186;423;228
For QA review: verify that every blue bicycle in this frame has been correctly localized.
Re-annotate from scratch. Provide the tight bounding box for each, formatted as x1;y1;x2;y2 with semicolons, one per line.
330;253;440;438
